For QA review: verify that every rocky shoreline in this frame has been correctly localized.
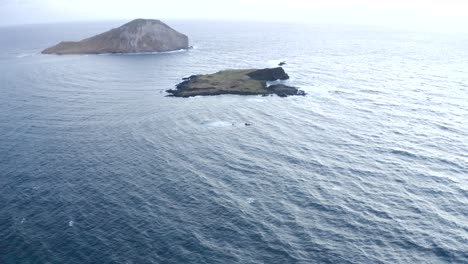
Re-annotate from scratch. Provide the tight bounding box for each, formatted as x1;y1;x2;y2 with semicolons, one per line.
167;67;305;97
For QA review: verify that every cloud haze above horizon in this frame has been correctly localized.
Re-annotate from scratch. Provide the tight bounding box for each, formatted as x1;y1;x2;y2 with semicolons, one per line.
1;0;467;32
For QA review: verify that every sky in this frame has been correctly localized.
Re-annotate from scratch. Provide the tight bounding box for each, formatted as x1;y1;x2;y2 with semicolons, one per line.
0;0;467;32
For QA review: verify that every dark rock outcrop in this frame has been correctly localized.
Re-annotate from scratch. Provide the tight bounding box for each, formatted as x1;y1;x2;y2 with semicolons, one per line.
42;19;189;54
247;67;289;81
167;67;305;97
268;84;305;97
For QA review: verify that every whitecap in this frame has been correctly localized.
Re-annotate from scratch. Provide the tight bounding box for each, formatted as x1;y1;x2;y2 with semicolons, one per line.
331;186;343;191
68;220;74;227
16;53;36;58
266;80;286;86
188;95;204;99
203;121;233;128
248;98;266;102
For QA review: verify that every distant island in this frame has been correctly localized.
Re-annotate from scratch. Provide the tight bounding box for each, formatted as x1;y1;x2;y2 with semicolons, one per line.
167;67;305;97
42;19;189;54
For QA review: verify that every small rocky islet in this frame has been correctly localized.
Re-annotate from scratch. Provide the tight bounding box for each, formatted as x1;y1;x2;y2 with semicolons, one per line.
167;67;305;97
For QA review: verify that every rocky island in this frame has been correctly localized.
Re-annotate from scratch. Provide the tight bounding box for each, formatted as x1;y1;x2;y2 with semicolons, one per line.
167;67;305;97
42;19;189;54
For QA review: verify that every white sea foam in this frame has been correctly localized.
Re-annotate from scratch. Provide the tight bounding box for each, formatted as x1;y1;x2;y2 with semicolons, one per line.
266;80;285;86
97;49;189;56
204;121;233;128
331;186;343;191
68;220;74;227
247;98;266;102
188;95;204;99
16;53;36;58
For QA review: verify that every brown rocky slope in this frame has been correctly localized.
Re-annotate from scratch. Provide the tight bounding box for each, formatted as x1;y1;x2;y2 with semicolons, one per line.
42;19;189;54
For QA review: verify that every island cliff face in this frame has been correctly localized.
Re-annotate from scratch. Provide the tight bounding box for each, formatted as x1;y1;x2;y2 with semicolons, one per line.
42;19;189;54
167;67;306;97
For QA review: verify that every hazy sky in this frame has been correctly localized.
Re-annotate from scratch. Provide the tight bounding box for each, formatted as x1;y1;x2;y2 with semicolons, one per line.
1;0;467;32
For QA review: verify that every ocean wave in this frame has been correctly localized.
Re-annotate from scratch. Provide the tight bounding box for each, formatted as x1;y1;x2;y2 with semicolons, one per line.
106;48;190;56
16;52;37;58
202;121;234;128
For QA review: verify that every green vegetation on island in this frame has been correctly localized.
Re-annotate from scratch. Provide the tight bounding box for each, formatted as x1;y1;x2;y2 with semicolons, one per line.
167;67;305;97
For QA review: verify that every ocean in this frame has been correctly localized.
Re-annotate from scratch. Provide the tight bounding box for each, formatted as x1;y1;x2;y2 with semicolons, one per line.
0;20;467;263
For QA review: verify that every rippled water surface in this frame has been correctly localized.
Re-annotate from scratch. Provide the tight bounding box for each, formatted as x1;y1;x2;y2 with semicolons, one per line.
0;20;467;263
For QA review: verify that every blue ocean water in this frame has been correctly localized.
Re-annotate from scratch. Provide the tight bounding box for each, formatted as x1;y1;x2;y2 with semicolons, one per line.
0;20;467;263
